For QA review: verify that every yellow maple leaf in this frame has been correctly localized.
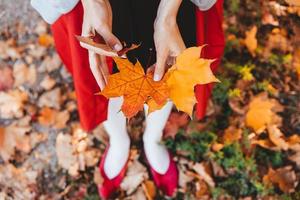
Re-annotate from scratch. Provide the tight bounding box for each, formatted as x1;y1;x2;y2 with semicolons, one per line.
245;93;283;132
166;47;220;116
244;26;258;56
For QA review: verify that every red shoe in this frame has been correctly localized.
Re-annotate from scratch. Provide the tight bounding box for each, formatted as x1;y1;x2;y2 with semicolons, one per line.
98;146;129;199
145;151;178;197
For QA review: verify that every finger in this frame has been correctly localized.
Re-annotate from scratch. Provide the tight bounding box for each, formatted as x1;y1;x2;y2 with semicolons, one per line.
95;25;122;51
81;20;92;37
88;51;106;90
154;48;168;81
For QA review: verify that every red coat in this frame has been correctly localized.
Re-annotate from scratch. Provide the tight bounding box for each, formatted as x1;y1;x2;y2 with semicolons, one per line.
51;1;225;131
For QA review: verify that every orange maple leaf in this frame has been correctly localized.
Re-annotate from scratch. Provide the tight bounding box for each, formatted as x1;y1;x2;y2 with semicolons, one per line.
100;57;169;118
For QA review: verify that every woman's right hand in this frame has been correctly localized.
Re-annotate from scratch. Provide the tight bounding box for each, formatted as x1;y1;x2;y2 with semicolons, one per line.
81;0;122;90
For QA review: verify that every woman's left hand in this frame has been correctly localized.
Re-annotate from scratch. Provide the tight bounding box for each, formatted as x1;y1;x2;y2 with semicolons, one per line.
153;0;185;81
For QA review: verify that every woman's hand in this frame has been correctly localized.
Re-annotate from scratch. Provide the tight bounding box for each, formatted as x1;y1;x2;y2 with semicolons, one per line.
153;0;185;81
81;0;122;90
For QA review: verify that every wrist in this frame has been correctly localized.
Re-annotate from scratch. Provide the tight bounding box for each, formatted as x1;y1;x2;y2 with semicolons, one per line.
154;17;177;30
155;0;181;29
81;0;99;8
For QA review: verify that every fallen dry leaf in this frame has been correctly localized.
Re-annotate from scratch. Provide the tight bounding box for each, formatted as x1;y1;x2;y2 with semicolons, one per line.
13;60;36;87
0;164;38;199
293;48;300;78
129;186;147;200
0;65;14;91
164;112;189;139
38;88;63;110
38;33;54;47
121;158;148;195
178;168;194;191
288;151;300;168
223;126;242;144
40;75;56;90
252;126;300;151
56;133;79;177
0;123;31;162
38;107;70;129
262;11;279;26
192;163;215;188
263;28;292;58
263;166;298;193
267;125;289;151
244;26;258;56
245;93;283;132
195;179;210;198
38;53;62;73
285;0;300;6
0;89;28;119
142;180;156;200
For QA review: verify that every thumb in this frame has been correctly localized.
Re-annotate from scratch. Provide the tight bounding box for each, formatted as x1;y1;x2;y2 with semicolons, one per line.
95;26;122;51
154;49;168;81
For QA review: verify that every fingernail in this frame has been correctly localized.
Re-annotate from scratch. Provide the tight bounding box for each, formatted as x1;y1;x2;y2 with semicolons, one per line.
114;44;122;51
154;74;160;81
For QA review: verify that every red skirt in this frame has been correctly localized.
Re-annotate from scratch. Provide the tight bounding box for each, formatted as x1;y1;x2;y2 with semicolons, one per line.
51;1;225;131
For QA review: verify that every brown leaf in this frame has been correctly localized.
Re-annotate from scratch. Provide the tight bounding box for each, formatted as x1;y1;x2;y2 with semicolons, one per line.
40;75;56;90
263;28;292;58
262;11;279;26
38;107;70;129
94;166;104;185
263;166;298;193
178;168;194;191
192;163;215;188
164;112;189;139
285;0;300;6
0;65;14;91
252;126;300;151
223;126;242;144
142;180;156;200
56;133;79;177
38;88;63;110
76;35;139;57
267;125;289;151
0;123;31;162
121;158;148;195
0;89;28;119
13;60;36;87
195;179;210;198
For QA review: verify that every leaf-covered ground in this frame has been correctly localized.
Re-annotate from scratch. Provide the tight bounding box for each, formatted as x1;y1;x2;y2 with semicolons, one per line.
0;0;300;199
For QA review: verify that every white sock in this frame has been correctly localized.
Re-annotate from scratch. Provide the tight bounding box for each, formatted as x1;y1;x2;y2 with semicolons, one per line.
143;101;173;174
103;97;130;179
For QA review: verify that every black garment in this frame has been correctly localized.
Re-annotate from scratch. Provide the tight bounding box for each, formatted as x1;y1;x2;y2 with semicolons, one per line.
109;0;196;69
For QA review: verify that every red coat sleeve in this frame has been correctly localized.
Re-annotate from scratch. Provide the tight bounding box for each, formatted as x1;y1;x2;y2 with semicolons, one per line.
194;0;225;119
